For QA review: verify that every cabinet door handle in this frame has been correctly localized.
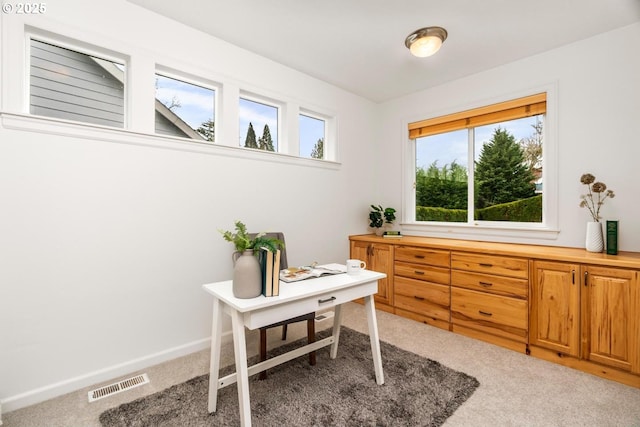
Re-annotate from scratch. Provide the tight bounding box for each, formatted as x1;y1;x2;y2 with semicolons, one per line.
414;271;425;275
413;296;425;301
318;296;337;304
479;310;493;317
479;281;493;287
479;263;493;267
572;270;575;285
584;271;589;287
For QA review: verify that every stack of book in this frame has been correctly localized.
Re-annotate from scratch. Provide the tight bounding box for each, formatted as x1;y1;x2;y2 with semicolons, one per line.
259;247;281;297
382;230;403;238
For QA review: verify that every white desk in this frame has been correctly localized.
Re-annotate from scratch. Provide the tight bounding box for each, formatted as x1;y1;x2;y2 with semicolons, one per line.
202;269;386;427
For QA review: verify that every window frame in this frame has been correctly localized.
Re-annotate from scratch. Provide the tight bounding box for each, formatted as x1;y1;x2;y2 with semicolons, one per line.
299;110;328;160
154;66;219;143
238;92;282;152
27;33;129;129
402;86;559;241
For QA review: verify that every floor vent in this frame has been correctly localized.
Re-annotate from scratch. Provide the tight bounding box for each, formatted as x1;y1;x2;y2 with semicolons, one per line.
88;373;150;402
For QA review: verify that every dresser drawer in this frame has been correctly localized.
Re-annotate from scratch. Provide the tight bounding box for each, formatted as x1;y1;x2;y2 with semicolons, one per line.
451;252;528;279
395;261;450;285
394;276;450;322
395;246;450;268
451;287;528;342
451;270;527;299
394;277;451;322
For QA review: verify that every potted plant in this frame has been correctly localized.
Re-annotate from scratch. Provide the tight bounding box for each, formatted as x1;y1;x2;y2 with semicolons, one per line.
219;220;284;253
219;221;284;298
579;173;615;252
369;205;396;235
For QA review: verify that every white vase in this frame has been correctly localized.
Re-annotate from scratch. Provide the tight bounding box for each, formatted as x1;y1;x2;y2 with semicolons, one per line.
585;221;604;253
231;250;262;298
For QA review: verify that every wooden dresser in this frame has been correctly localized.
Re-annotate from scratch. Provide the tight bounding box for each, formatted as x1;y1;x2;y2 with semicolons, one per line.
349;234;640;388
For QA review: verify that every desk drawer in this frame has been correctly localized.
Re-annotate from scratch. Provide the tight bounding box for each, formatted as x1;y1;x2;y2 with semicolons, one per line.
451;270;527;299
394;276;450;321
451;287;527;342
451;252;528;279
395;246;450;268
245;281;377;329
395;261;450;285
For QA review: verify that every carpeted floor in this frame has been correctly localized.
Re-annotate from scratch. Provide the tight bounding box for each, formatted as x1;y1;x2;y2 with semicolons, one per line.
99;327;479;427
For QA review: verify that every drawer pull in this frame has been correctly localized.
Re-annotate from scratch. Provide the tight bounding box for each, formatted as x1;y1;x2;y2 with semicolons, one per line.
414;271;425;275
479;281;493;287
479;310;493;317
414;255;425;259
479;263;493;267
413;296;425;301
318;296;337;304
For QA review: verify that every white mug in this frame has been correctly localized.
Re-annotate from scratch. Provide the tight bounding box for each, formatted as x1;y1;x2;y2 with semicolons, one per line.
346;259;367;274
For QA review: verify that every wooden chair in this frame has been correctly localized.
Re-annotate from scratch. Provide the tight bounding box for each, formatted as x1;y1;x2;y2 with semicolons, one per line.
251;232;316;380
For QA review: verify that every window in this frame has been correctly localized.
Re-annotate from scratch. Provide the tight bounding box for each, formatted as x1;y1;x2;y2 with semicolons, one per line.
155;73;216;141
299;113;325;159
409;93;546;225
29;39;125;128
239;97;279;151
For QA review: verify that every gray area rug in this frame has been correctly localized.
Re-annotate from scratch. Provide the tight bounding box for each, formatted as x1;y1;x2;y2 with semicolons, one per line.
99;327;479;426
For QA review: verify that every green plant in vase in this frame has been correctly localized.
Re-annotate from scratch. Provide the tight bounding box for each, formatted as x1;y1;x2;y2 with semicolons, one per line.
369;205;397;235
219;220;284;299
219;220;284;254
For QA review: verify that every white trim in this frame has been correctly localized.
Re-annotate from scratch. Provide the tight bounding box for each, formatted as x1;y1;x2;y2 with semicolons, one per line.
0;112;341;170
401;221;560;241
0;334;227;413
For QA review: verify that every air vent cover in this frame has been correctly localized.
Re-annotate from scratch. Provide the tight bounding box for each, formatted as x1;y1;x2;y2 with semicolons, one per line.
88;373;149;402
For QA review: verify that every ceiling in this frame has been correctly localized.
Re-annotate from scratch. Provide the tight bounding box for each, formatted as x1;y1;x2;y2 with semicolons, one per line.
128;0;640;103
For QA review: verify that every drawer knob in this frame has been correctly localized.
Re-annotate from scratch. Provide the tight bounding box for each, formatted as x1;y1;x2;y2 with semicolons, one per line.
318;296;337;304
479;281;493;287
414;271;425;275
479;263;493;267
413;296;425;301
479;310;493;317
414;255;425;259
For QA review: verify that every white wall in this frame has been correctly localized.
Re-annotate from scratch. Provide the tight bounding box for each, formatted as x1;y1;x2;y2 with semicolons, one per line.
0;0;380;410
379;23;640;251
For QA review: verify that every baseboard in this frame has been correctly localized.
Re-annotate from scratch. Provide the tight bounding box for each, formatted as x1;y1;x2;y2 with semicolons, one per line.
1;332;232;413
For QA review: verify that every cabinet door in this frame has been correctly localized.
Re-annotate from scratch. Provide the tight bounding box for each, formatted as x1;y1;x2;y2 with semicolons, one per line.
530;261;581;356
350;241;393;307
582;266;640;373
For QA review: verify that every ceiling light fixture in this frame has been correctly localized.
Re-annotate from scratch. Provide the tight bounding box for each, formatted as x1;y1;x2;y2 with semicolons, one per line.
405;26;448;58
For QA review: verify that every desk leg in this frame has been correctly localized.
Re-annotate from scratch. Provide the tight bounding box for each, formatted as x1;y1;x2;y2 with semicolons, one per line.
207;298;223;413
231;309;252;427
330;304;343;359
364;295;384;385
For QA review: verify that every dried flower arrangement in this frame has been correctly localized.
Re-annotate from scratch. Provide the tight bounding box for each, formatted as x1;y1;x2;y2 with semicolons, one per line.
579;173;615;222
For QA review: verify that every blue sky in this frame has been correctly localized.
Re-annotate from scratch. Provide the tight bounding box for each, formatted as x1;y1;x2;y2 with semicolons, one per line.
416;115;542;170
155;75;215;132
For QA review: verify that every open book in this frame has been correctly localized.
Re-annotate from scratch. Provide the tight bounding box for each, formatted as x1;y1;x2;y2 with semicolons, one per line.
279;263;347;283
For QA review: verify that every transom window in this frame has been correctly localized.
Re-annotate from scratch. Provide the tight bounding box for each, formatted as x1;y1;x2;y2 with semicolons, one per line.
155;73;215;141
409;93;546;225
239;97;279;151
299;113;325;159
29;39;125;128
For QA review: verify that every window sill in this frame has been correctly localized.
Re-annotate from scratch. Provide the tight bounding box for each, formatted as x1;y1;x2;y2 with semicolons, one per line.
400;221;560;242
0;112;340;170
